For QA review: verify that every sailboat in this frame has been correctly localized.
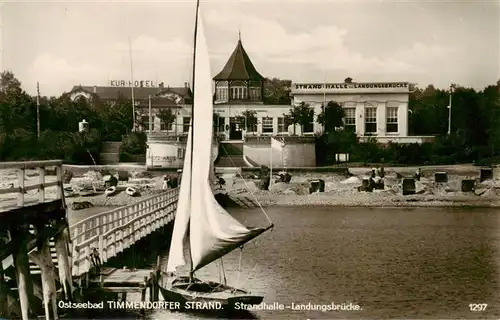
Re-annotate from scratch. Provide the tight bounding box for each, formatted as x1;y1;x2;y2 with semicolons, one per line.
159;0;274;310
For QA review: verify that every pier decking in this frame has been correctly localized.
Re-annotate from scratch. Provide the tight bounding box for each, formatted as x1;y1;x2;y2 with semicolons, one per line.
0;160;179;320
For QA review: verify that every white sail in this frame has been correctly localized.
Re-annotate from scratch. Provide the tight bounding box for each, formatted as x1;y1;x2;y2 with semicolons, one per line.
188;9;269;273
166;124;193;273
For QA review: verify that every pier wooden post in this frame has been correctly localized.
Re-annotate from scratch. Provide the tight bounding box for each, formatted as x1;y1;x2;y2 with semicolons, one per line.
30;224;58;320
54;228;74;301
152;256;160;301
0;258;7;318
11;226;34;320
142;276;147;303
17;168;25;207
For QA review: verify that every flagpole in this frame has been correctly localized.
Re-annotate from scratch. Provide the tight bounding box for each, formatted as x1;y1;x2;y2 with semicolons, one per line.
281;141;284;171
128;36;136;132
148;95;152;132
269;143;273;188
36;81;40;138
323;73;326;133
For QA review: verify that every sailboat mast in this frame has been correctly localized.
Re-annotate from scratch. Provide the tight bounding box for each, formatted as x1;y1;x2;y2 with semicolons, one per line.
188;0;201;277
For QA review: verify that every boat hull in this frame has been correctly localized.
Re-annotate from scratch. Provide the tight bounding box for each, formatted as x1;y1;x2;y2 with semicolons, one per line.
159;276;263;310
126;187;138;196
105;187;117;196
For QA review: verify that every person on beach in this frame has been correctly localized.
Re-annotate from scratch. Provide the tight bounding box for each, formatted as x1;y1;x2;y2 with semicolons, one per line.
163;176;170;189
377;167;385;178
415;168;421;181
215;175;226;191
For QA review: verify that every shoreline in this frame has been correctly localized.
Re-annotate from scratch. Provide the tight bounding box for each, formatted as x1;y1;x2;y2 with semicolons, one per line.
231;192;500;209
1;164;499;213
65;192;500;210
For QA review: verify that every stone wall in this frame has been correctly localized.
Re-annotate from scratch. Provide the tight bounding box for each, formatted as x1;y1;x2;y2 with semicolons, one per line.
243;136;316;167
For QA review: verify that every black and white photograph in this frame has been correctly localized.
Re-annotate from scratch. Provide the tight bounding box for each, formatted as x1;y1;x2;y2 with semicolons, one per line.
0;0;499;319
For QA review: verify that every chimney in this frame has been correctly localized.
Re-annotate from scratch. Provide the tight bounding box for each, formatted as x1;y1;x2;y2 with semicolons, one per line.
93;86;97;93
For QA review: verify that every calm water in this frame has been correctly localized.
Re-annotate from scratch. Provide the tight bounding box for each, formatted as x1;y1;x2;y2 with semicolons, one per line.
155;206;499;319
73;205;500;319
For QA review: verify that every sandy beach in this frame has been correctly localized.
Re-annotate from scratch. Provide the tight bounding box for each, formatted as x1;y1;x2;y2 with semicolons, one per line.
0;164;499;212
225;166;500;208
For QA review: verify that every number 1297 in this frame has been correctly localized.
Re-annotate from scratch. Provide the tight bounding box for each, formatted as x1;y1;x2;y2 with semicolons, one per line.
469;304;487;311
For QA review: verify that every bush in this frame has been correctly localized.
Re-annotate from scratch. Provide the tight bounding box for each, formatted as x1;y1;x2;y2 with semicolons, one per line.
121;132;147;155
315;130;492;166
120;152;135;162
0;129;101;164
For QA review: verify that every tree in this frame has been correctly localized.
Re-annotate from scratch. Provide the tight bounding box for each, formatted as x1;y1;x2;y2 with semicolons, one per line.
263;78;292;105
212;112;221;135
100;93;133;140
317;101;345;133
157;108;176;132
0;71;36;134
294;102;315;135
0;71;23;97
240;110;258;132
283;107;299;135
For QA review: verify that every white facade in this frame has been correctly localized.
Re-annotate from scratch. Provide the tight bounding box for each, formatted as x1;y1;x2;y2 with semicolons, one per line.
292;82;410;137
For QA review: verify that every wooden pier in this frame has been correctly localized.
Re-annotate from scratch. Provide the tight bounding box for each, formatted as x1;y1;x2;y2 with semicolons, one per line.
0;160;71;320
0;160;179;320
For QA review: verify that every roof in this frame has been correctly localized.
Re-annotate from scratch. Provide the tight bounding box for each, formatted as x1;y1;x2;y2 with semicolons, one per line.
70;85;192;101
213;39;264;81
136;97;179;108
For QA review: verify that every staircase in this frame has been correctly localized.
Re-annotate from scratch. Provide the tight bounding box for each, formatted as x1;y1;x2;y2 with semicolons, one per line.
216;142;248;168
100;141;122;164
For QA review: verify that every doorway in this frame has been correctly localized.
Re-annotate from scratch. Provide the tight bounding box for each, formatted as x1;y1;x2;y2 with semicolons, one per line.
229;117;242;140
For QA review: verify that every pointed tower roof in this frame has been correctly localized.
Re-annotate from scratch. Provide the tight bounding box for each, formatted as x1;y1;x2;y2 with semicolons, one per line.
213;37;264;81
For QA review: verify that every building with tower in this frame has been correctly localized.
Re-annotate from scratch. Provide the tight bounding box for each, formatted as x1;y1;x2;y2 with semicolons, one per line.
211;35;291;141
68;35;431;167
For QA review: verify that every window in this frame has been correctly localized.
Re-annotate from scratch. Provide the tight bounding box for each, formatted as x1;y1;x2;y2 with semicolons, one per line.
177;147;184;159
386;107;398;133
183;117;191;133
249;87;261;100
218;87;227;101
141;116;150;131
160;119;173;131
262;117;273;133
343;108;356;131
217;117;225;132
246;116;257;132
277;117;286;133
365;107;377;134
303;121;314;133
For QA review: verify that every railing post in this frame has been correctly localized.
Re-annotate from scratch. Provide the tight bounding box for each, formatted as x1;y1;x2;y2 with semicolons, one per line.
38;166;45;203
56;165;63;200
98;235;104;263
17;168;25;207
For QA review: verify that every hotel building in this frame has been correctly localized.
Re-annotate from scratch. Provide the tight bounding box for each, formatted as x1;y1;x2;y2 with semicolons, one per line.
68;37;431;144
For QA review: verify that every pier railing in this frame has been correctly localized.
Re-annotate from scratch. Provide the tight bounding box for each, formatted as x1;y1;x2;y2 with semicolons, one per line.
0;160;64;209
69;188;179;277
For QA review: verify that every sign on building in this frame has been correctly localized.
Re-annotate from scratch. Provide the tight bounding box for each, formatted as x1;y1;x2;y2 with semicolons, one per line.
110;80;157;88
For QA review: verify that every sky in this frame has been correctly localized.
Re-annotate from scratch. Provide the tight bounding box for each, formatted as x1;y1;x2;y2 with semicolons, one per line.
1;0;499;96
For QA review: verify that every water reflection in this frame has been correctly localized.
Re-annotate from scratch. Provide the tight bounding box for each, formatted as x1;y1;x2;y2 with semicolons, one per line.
72;205;500;319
